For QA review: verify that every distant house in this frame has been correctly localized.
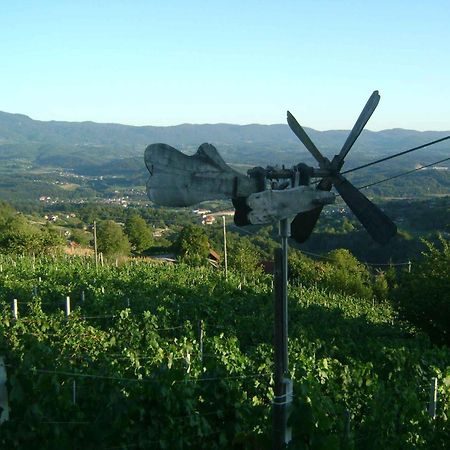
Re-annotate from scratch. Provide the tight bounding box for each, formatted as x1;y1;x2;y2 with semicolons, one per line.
150;254;178;263
193;209;211;215
202;215;216;225
152;227;169;238
215;210;234;217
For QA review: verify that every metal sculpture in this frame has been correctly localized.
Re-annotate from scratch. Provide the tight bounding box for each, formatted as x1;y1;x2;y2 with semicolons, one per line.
145;91;397;245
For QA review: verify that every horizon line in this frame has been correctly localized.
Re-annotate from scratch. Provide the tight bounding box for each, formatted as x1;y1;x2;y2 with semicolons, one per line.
1;109;449;134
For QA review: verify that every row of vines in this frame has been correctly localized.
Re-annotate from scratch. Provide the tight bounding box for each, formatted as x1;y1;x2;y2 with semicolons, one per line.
0;254;449;449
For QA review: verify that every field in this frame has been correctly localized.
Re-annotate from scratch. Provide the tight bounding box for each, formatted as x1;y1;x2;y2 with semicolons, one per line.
0;255;449;449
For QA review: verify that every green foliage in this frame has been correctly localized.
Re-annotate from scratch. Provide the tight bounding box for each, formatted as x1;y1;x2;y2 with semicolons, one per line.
227;237;263;277
393;235;450;345
70;228;92;247
39;223;65;250
96;220;131;257
174;225;210;266
0;205;64;255
0;254;449;448
0;201;16;226
289;249;376;300
324;249;373;299
124;213;153;254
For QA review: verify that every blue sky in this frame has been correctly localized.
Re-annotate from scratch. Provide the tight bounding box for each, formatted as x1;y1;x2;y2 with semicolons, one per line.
1;0;449;130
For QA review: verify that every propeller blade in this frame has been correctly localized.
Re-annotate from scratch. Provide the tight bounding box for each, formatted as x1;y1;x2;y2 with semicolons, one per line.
289;176;333;243
287;111;328;168
335;91;380;167
333;175;397;244
290;206;323;243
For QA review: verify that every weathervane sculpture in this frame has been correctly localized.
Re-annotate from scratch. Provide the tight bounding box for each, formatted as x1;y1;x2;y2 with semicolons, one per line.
145;90;396;245
144;90;397;448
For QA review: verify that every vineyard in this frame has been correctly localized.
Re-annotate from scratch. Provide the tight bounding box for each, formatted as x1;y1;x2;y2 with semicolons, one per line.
0;254;449;449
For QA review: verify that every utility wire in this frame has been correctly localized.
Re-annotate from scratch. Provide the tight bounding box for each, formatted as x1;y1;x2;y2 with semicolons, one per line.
7;364;266;384
342;135;450;175
231;222;412;266
357;157;450;190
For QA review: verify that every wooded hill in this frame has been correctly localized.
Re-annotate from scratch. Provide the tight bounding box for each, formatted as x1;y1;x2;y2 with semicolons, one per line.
1;110;449;170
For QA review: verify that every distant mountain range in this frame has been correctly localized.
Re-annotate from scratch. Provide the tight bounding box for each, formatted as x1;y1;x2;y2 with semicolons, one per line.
1;111;449;172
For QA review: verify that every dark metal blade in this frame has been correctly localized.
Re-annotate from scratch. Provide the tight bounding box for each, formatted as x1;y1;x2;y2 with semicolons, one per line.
333;175;397;245
232;197;252;226
290;206;323;243
335;91;380;167
289;176;333;243
287;111;327;168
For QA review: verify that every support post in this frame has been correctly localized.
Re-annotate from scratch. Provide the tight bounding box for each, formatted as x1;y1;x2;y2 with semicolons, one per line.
65;296;71;318
12;299;18;320
0;356;9;423
198;320;204;364
72;380;77;405
222;216;228;280
93;221;98;269
428;377;438;419
273;218;292;449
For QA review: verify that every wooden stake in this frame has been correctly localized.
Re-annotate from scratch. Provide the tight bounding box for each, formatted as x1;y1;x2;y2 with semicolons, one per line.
65;296;71;317
12;299;18;320
0;356;9;423
222;216;228;280
199;320;204;363
72;380;77;405
93;221;98;269
428;377;438;419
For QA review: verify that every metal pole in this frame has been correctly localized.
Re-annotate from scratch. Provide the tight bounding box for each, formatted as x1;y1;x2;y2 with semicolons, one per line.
222;216;228;280
273;218;292;449
280;218;289;373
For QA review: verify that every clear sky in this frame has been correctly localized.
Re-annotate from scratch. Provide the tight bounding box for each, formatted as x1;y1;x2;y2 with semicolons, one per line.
1;0;449;130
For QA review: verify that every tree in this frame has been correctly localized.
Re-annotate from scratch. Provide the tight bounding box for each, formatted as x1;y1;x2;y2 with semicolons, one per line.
393;236;450;345
70;228;92;247
97;220;131;257
174;225;210;266
227;236;262;276
125;214;153;254
0;214;42;254
324;248;373;299
40;223;65;250
0;201;16;227
0;212;64;255
288;248;374;299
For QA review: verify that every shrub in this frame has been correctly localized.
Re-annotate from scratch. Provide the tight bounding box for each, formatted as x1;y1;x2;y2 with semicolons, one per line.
393;236;450;345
